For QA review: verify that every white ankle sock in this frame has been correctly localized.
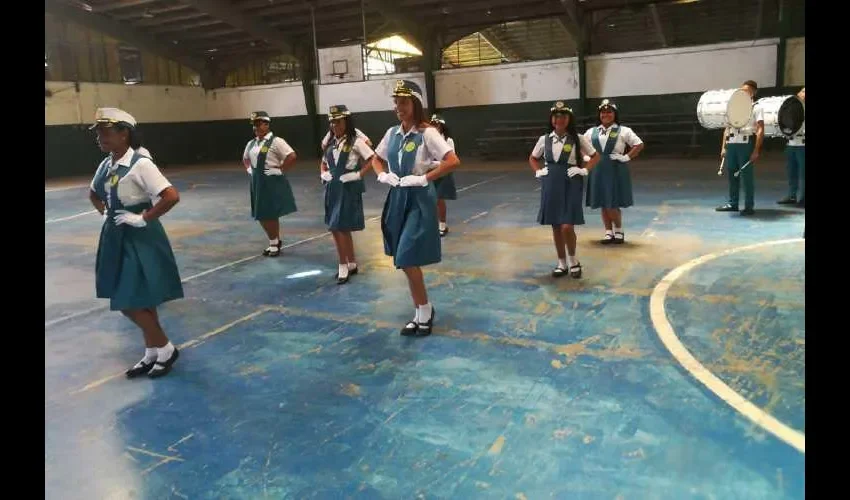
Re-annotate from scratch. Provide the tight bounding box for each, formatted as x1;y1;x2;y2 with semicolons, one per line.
418;303;433;323
157;342;175;361
347;262;357;271
338;263;349;279
613;226;622;233
143;348;157;363
439;222;447;231
605;229;613;236
411;308;420;324
269;238;280;246
568;255;577;267
558;258;567;269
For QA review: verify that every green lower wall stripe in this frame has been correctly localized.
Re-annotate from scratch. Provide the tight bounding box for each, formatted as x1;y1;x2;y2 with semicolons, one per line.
45;87;804;179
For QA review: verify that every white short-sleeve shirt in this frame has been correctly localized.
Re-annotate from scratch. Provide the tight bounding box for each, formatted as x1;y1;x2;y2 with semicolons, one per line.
531;132;596;164
243;132;295;169
321;136;375;170
582;124;642;154
90;148;172;207
321;128;370;150
374;126;454;176
727;105;765;143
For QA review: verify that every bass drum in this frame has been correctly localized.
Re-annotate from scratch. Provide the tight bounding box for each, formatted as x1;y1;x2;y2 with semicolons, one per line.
697;88;753;129
757;95;805;138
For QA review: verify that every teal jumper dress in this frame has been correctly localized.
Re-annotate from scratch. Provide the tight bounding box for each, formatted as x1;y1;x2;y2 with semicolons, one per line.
323;139;366;231
586;126;634;208
92;153;184;311
537;134;585;226
249;135;298;220
381;127;441;268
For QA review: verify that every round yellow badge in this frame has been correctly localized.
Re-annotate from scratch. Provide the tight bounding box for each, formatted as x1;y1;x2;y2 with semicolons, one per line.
562;143;573;153
403;141;416;153
342;145;352;153
110;174;119;186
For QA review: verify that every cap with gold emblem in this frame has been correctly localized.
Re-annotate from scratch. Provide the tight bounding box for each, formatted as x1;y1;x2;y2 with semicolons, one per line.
328;104;352;121
391;79;424;104
430;113;445;124
550;101;573;114
89;107;137;130
598;99;618;111
250;111;271;123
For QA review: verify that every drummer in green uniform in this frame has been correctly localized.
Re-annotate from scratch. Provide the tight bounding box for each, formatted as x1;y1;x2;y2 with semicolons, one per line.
242;111;298;256
320;104;375;284
87;108;183;379
777;86;805;208
584;99;644;244
717;80;764;216
372;80;460;336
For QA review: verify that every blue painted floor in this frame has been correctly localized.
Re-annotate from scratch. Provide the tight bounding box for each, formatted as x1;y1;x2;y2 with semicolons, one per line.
45;156;805;499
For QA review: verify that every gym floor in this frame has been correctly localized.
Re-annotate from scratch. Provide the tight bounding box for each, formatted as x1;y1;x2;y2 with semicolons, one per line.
45;156;805;499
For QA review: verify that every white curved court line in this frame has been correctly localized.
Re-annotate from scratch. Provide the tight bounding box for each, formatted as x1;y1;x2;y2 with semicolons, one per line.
648;237;805;454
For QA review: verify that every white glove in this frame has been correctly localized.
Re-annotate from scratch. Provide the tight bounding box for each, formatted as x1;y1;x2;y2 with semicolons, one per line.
114;210;147;228
567;167;588;178
431;160;441;167
611;153;630;162
377;172;401;187
535;167;549;178
320;170;333;182
399;175;428;187
264;167;283;176
340;172;361;183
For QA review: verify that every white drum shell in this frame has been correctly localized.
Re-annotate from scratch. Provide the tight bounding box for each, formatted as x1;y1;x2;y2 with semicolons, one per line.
697;89;753;130
757;95;805;138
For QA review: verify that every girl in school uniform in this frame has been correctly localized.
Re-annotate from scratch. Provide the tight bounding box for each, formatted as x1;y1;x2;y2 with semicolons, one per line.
371;80;460;336
87;108;183;379
242;111;298;257
319;105;375;284
429;114;457;237
322;127;371;150
584;99;644;244
529;101;600;278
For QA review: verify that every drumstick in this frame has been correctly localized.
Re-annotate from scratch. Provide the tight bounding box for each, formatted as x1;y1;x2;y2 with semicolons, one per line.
717;157;725;176
733;160;752;177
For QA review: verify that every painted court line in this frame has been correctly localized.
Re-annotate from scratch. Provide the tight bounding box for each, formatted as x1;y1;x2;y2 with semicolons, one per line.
45;175;508;328
45;210;98;224
69;307;271;395
648;237;805;454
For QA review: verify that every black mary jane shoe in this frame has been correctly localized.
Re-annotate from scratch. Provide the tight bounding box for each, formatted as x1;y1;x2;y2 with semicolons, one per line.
613;231;625;244
777;196;797;205
600;233;615;244
715;203;739;212
569;262;583;279
552;266;567;278
126;360;154;379
148;348;180;379
439;227;449;237
400;320;419;336
263;241;282;257
415;307;435;337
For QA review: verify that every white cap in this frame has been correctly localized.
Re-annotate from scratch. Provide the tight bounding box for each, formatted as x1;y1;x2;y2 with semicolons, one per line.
89;107;137;130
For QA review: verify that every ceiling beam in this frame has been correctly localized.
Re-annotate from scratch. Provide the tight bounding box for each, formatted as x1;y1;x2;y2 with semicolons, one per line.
365;0;425;48
93;0;160;13
180;0;296;54
46;0;209;73
648;3;667;47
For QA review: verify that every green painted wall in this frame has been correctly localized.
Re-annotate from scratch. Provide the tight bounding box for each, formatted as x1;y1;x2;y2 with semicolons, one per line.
46;86;803;179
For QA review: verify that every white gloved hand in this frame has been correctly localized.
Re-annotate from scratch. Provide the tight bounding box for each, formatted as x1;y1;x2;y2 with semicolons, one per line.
339;172;361;183
377;172;401;187
399;175;428;187
320;170;333;182
264;167;283;176
246;167;252;176
567;167;588;178
431;160;441;167
583;155;591;163
535;167;549;178
114;210;147;228
611;153;630;162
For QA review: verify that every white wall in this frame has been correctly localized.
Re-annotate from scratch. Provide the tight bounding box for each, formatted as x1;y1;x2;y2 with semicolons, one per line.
46;81;209;126
206;82;307;120
434;58;579;109
316;73;427;114
46;37;803;127
784;37;805;87
586;39;779;98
